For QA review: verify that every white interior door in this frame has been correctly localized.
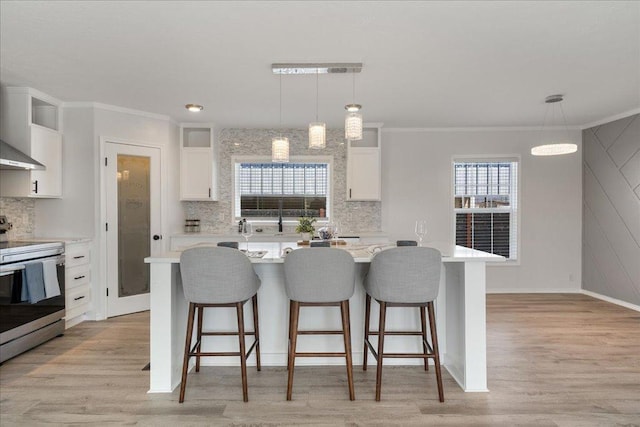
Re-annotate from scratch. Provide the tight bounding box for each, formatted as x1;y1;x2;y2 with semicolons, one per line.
105;142;161;317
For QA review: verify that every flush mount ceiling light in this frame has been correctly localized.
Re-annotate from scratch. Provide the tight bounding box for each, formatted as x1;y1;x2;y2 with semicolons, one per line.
531;94;577;156
309;68;326;149
345;72;363;140
185;104;203;112
272;73;289;162
272;63;362;75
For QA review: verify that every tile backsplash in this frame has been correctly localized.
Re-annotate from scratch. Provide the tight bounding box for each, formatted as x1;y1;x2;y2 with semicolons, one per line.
0;197;35;238
183;128;381;234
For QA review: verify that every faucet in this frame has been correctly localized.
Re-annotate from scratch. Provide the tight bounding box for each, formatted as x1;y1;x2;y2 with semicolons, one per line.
278;199;283;233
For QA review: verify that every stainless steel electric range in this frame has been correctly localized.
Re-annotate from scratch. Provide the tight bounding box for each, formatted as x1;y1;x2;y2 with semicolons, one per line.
0;240;65;363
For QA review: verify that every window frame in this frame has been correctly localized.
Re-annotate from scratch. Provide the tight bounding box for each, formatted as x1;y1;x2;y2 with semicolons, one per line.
231;155;334;225
451;155;521;264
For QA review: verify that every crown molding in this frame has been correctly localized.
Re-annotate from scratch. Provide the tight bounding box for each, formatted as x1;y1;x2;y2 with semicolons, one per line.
63;101;176;123
580;108;640;130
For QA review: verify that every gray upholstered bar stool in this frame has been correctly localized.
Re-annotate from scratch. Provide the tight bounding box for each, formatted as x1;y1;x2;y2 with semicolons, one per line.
283;247;356;401
363;247;444;402
179;246;261;403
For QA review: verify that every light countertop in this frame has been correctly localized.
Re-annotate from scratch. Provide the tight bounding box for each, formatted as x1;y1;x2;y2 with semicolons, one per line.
146;241;505;264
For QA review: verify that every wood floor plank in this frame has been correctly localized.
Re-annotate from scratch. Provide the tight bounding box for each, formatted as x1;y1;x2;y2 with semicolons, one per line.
1;294;639;426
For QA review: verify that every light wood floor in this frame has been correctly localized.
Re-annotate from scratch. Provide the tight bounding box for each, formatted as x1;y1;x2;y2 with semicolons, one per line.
1;294;639;426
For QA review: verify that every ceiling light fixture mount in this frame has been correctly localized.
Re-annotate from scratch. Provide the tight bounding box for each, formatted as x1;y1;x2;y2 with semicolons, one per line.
185;104;203;112
531;94;577;156
272;63;362;75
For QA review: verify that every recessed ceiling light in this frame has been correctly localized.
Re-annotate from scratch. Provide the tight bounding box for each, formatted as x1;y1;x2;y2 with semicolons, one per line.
185;104;204;112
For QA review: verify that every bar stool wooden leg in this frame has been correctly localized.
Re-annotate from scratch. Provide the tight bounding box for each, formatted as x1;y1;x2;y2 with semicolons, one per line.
363;294;371;371
179;302;196;403
420;306;429;371
341;300;355;400
236;302;249;402
286;301;299;401
196;305;204;372
427;301;444;402
375;301;387;402
252;294;261;371
287;300;293;371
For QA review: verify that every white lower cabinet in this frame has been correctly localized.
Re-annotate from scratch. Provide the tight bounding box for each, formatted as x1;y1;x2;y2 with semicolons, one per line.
65;241;92;328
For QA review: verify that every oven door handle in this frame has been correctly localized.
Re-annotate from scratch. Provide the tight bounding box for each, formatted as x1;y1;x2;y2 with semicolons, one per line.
0;254;65;275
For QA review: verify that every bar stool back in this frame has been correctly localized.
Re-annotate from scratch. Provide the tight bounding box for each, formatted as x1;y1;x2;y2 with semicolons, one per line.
179;247;261;402
283;247;356;400
363;246;444;401
396;240;418;246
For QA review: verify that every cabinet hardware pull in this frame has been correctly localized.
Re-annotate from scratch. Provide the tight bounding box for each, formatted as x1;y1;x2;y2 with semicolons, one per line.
74;275;86;280
73;255;85;259
33;180;39;194
73;296;85;301
349;188;352;198
209;188;211;198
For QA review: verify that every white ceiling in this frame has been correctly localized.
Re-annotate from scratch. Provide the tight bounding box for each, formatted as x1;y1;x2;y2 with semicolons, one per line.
1;1;638;129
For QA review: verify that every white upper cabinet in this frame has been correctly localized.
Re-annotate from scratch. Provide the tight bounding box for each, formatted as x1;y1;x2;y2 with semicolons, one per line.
0;87;63;198
346;125;382;201
180;124;218;201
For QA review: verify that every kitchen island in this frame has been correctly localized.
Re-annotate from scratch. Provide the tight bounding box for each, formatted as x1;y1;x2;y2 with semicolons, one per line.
145;242;503;394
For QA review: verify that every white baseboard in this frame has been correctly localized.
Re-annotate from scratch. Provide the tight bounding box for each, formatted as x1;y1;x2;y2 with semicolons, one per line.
487;288;581;294
581;289;640;312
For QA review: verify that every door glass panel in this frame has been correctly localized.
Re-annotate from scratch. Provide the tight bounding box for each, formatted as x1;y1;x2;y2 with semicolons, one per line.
117;154;150;297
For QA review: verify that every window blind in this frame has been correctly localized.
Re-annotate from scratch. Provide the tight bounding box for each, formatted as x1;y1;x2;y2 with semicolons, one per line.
453;161;518;260
235;162;329;219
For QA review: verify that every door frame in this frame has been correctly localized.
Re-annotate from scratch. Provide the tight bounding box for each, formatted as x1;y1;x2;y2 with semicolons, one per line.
98;136;166;320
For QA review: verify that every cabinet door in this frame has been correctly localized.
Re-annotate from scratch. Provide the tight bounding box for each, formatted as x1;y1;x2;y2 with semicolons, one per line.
347;147;381;201
180;147;214;200
30;125;62;197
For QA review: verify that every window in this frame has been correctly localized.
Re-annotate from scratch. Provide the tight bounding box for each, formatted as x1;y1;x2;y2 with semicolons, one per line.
453;160;518;260
234;161;330;220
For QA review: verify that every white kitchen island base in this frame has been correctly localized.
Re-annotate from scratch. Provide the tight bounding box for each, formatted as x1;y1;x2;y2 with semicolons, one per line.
145;242;502;394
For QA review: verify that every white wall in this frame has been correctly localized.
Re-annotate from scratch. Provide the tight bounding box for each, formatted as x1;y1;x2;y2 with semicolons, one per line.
35;104;181;320
381;128;583;293
35;107;95;237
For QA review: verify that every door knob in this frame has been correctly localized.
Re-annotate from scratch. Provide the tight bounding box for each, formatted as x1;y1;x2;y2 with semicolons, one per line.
153;235;162;240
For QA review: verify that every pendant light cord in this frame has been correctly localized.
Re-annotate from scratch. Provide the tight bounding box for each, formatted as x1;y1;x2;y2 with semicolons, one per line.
558;101;571;140
279;73;282;137
316;68;319;122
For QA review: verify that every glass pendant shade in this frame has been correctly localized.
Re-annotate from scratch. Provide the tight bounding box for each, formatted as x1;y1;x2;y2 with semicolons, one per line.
531;143;577;156
345;112;363;140
272;137;289;162
309;122;326;149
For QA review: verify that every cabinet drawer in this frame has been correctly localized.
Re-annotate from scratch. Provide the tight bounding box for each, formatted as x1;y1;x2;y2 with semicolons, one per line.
66;284;91;312
66;302;90;322
65;244;91;268
66;264;91;290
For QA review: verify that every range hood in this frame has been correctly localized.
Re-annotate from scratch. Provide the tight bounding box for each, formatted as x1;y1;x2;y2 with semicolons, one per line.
0;139;45;170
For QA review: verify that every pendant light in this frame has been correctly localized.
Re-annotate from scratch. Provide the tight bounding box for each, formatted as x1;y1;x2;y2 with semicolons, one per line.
272;72;289;162
345;71;363;141
531;94;577;156
309;68;326;149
